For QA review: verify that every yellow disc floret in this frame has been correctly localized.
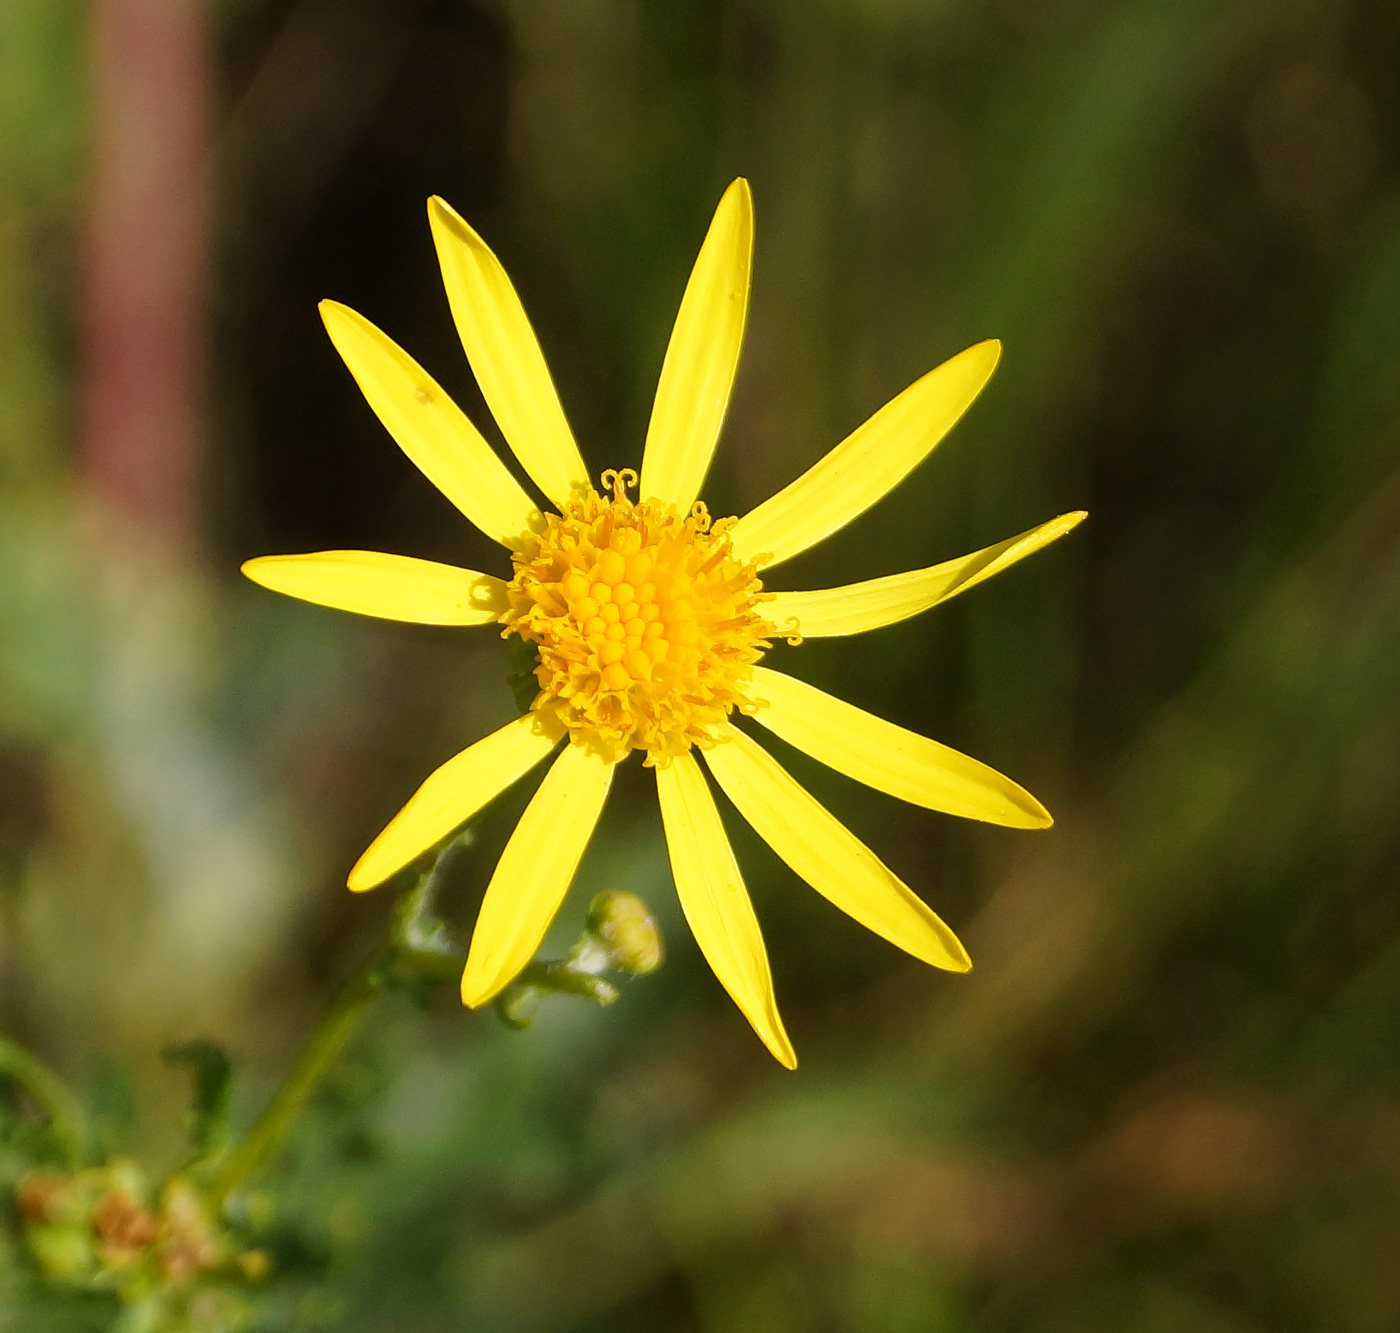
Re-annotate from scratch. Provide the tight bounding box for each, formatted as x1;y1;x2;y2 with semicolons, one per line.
503;471;772;764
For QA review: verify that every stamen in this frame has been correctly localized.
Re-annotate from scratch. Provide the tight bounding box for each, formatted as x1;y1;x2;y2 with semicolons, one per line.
696;543;732;577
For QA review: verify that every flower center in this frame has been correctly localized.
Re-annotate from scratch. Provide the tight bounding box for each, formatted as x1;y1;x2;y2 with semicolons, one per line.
503;470;772;764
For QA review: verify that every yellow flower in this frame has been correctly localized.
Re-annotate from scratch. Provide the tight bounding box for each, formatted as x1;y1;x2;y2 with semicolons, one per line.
243;180;1084;1068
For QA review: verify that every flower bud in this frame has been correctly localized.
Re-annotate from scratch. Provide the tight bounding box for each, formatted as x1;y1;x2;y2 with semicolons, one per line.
586;891;663;975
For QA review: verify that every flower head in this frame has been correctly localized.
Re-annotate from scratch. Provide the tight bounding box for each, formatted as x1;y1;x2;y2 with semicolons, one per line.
503;473;772;765
243;180;1084;1067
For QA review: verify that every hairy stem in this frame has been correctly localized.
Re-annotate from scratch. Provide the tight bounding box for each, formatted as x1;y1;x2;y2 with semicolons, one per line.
211;946;384;1209
212;839;469;1210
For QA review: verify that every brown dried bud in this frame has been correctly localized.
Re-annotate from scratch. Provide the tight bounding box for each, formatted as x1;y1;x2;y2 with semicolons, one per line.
93;1189;157;1264
16;1170;77;1226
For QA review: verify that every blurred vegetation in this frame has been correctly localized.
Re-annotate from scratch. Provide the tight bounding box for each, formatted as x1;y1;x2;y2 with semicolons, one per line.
3;0;1400;1328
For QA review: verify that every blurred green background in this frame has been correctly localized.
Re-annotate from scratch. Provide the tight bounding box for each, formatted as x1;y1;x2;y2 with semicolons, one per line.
4;0;1400;1328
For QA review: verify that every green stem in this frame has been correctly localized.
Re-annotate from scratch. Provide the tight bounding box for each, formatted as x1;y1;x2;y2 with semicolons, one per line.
0;1034;89;1169
212;945;384;1209
211;838;469;1210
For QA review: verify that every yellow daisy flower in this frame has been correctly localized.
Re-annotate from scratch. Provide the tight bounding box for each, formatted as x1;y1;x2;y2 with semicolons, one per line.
243;179;1084;1068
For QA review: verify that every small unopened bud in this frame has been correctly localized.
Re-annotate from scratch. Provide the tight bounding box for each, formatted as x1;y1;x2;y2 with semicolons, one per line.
237;1248;272;1281
25;1223;95;1281
586;891;663;975
495;893;663;1031
496;980;545;1029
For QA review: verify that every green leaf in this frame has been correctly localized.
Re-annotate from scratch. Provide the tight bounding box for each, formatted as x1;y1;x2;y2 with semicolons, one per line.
161;1040;233;1164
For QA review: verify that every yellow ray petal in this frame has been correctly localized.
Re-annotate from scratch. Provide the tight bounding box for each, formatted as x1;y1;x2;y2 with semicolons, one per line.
347;715;560;892
765;511;1087;638
428;196;590;510
729;340;1002;570
460;742;614;1007
241;550;508;626
749;666;1051;829
704;728;970;971
319;300;537;546
655;753;795;1068
639;178;753;511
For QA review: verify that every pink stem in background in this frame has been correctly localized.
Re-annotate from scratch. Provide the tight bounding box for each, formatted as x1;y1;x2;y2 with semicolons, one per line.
81;0;209;550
